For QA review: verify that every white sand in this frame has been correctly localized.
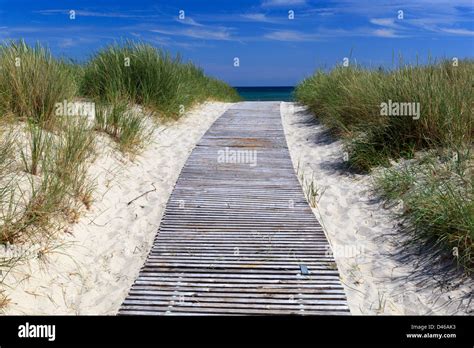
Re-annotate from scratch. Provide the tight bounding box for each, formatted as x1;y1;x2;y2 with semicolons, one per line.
2;101;231;315
281;102;473;315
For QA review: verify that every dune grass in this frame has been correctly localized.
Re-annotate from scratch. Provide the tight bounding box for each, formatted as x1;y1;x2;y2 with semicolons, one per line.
295;59;473;271
95;100;151;155
374;150;473;271
295;60;473;171
1;116;95;243
81;41;240;119
0;40;77;126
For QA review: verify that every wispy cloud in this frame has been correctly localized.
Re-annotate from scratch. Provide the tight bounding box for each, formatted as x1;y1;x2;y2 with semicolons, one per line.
150;26;234;41
36;9;156;19
264;30;318;41
261;0;307;8
372;29;403;38
175;17;204;27
353;1;474;38
241;13;280;23
58;38;75;48
439;28;474;36
370;18;397;28
148;35;213;50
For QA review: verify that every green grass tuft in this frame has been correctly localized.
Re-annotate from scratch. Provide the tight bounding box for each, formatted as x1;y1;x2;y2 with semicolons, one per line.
95;101;151;155
82;41;240;119
0;40;76;125
295;60;473;172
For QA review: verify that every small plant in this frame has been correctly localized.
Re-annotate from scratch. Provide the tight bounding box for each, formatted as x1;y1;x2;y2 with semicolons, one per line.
297;167;323;208
0;125;18;243
375;291;387;314
0;290;9;311
52;115;95;212
305;178;319;208
95;101;151;154
0;125;15;174
20;121;52;176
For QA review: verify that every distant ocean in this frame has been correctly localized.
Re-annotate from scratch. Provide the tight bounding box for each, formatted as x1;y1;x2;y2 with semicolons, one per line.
235;86;294;101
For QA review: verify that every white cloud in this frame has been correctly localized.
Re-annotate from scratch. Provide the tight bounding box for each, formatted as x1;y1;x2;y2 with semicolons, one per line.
439;28;474;36
241;13;280;23
370;18;397;27
58;38;75;48
264;30;318;41
372;28;402;38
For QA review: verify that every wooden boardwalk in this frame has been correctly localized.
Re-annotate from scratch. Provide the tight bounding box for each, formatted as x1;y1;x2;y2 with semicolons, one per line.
119;102;350;315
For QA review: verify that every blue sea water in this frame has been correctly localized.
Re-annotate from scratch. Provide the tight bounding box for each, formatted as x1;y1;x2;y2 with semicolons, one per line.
235;86;294;101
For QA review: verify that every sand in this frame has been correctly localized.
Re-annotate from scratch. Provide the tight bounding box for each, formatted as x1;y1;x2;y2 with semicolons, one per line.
281;102;473;315
2;101;231;315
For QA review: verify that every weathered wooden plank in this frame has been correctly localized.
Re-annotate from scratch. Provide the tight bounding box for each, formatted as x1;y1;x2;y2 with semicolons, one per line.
119;102;349;316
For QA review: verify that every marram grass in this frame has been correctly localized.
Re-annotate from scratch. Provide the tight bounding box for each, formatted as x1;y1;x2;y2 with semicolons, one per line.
0;40;77;126
81;41;240;118
295;60;473;172
296;60;473;271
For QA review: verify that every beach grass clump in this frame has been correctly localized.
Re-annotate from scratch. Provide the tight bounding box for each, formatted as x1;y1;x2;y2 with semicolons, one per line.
20;121;52;176
374;150;473;271
0;116;95;243
51;116;96;211
81;41;240;118
95;101;151;154
0;125;15;175
0;40;76;125
0;124;20;242
295;60;473;172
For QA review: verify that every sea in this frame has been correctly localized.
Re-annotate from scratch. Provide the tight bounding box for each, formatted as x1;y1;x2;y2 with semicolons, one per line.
234;86;295;101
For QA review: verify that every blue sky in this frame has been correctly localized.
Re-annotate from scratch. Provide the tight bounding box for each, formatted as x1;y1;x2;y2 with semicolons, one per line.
0;0;473;86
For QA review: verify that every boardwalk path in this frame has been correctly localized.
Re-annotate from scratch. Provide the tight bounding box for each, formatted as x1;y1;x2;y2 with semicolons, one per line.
120;102;349;315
